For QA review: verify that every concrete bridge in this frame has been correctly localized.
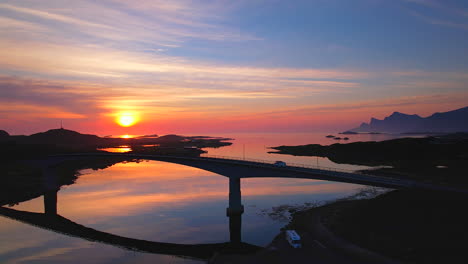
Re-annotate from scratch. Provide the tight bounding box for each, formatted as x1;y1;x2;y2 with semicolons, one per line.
29;152;465;218
34;152;461;191
37;153;465;220
3;152;463;261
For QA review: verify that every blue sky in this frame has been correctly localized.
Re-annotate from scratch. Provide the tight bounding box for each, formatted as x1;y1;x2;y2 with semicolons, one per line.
167;0;468;69
0;0;467;134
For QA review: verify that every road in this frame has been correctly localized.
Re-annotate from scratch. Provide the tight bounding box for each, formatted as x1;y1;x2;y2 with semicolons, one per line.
210;205;400;264
211;231;363;264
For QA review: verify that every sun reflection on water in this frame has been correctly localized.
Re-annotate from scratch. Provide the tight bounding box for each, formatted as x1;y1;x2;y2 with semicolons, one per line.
97;146;132;153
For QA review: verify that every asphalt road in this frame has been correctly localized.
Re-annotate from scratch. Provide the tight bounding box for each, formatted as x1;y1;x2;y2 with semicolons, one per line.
211;231;365;264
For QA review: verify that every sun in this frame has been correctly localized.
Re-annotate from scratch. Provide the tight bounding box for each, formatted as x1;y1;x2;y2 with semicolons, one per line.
116;113;139;127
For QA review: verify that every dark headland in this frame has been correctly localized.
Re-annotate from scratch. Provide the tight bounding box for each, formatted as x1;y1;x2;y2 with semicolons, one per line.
0;128;232;159
270;133;468;187
267;133;468;263
0;128;232;206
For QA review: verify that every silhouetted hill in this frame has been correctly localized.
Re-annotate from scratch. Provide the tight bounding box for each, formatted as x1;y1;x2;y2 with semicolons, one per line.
0;128;232;159
25;128;103;146
0;129;105;159
346;107;468;133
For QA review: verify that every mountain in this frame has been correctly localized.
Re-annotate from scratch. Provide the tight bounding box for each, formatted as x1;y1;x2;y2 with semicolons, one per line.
346;106;468;133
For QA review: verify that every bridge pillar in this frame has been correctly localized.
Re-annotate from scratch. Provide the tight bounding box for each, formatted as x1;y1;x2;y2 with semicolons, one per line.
44;190;58;216
227;177;244;245
227;177;244;216
42;167;59;216
228;212;242;245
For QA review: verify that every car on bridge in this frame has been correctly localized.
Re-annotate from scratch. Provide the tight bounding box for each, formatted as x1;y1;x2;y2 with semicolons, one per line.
274;161;287;167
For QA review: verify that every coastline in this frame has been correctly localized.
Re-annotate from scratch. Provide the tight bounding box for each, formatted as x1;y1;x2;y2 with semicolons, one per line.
222;187;468;264
268;133;468;188
285;189;468;263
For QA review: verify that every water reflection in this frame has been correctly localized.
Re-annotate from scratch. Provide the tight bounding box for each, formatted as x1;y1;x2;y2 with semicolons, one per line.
1;195;256;261
0;159;362;263
97;146;132;153
1;169;257;261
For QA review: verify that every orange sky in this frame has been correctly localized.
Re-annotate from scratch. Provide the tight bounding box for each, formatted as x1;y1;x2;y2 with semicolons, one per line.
1;1;467;135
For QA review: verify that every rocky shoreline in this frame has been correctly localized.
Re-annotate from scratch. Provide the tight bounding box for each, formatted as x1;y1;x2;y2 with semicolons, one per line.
285;189;468;263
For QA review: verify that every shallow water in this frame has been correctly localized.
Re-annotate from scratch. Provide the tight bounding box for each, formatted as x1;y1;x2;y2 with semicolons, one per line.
0;132;409;263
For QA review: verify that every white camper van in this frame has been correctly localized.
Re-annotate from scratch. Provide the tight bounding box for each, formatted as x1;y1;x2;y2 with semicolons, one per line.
285;230;302;248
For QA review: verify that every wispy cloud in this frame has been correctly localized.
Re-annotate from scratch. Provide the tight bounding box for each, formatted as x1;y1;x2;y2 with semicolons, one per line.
0;103;86;120
0;73;359;119
1;1;467;134
0;3;113;30
403;0;468;30
2;71;466;134
0;16;48;32
3;1;361;98
407;9;468;30
0;39;366;81
404;0;468;17
0;0;259;51
258;92;468;116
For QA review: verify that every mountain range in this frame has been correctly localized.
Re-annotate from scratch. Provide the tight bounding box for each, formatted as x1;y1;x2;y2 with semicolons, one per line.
345;106;468;134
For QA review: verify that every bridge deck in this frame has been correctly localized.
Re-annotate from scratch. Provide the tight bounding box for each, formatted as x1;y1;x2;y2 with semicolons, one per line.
36;153;466;193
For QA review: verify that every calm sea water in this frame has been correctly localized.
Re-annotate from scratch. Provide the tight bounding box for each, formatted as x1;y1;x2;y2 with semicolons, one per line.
202;132;409;170
0;132;409;263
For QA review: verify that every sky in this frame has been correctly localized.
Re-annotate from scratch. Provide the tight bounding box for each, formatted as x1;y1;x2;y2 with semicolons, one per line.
1;0;467;135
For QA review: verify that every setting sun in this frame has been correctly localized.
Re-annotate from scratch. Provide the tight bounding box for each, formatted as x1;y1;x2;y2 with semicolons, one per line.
116;113;139;127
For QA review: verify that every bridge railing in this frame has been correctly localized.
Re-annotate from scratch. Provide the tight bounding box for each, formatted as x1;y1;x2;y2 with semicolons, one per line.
199;154;408;184
49;152;398;183
200;154;372;175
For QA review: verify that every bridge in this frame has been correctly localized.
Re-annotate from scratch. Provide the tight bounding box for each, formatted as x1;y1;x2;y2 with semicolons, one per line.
35;152;462;191
2;152;463;261
35;153;464;220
